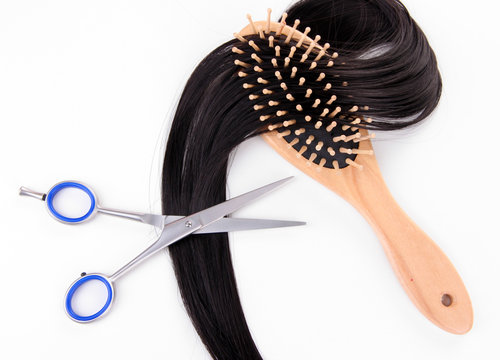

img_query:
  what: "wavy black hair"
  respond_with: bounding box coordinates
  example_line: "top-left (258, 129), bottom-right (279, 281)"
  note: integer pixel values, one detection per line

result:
top-left (161, 0), bottom-right (441, 358)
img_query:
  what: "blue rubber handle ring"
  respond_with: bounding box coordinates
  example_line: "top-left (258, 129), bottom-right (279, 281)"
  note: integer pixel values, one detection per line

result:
top-left (46, 182), bottom-right (96, 223)
top-left (65, 274), bottom-right (113, 322)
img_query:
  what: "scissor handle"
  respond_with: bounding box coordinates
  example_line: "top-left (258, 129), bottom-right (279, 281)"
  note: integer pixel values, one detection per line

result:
top-left (65, 273), bottom-right (114, 323)
top-left (46, 181), bottom-right (97, 223)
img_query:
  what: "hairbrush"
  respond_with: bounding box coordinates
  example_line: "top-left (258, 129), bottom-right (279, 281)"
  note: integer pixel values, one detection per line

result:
top-left (232, 9), bottom-right (473, 334)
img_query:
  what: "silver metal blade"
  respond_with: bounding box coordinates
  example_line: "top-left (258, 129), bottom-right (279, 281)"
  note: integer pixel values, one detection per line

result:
top-left (193, 177), bottom-right (294, 228)
top-left (108, 177), bottom-right (296, 279)
top-left (164, 216), bottom-right (305, 233)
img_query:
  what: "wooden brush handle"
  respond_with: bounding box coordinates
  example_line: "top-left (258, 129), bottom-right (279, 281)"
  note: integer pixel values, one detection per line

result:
top-left (345, 166), bottom-right (473, 334)
top-left (262, 132), bottom-right (473, 334)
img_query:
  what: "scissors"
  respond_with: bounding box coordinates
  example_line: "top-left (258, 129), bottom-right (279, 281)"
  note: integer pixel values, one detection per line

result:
top-left (19, 177), bottom-right (304, 322)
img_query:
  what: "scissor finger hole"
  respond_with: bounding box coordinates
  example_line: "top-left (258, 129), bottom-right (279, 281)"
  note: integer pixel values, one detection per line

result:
top-left (65, 274), bottom-right (113, 322)
top-left (46, 182), bottom-right (96, 223)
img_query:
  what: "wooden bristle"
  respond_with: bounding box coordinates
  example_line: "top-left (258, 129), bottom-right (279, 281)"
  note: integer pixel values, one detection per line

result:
top-left (288, 137), bottom-right (300, 147)
top-left (258, 26), bottom-right (265, 39)
top-left (305, 35), bottom-right (321, 56)
top-left (350, 118), bottom-right (361, 126)
top-left (320, 108), bottom-right (329, 117)
top-left (277, 129), bottom-right (291, 137)
top-left (316, 73), bottom-right (325, 82)
top-left (308, 153), bottom-right (317, 163)
top-left (235, 60), bottom-right (250, 68)
top-left (246, 14), bottom-right (257, 34)
top-left (296, 27), bottom-right (311, 48)
top-left (329, 106), bottom-right (341, 118)
top-left (266, 8), bottom-right (272, 34)
top-left (268, 122), bottom-right (282, 130)
top-left (257, 77), bottom-right (269, 84)
top-left (276, 13), bottom-right (287, 36)
top-left (232, 47), bottom-right (244, 54)
top-left (233, 32), bottom-right (247, 42)
top-left (249, 40), bottom-right (261, 52)
top-left (314, 43), bottom-right (330, 61)
top-left (327, 95), bottom-right (337, 105)
top-left (352, 149), bottom-right (374, 155)
top-left (285, 19), bottom-right (300, 44)
top-left (333, 134), bottom-right (346, 142)
top-left (354, 133), bottom-right (376, 143)
top-left (344, 133), bottom-right (361, 142)
top-left (251, 53), bottom-right (263, 64)
top-left (326, 121), bottom-right (337, 132)
top-left (345, 158), bottom-right (363, 170)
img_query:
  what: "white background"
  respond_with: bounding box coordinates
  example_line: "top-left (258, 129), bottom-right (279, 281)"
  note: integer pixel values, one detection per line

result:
top-left (1, 0), bottom-right (499, 359)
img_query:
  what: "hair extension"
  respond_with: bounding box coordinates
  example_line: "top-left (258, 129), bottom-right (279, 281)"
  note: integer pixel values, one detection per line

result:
top-left (161, 0), bottom-right (441, 358)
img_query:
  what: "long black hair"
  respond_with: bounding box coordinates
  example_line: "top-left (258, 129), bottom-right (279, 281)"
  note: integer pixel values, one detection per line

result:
top-left (161, 0), bottom-right (441, 358)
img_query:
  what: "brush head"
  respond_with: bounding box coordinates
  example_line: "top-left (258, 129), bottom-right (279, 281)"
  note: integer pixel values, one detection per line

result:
top-left (234, 12), bottom-right (374, 170)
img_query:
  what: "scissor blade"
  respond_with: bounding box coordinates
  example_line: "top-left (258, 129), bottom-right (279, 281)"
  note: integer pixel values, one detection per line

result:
top-left (108, 177), bottom-right (295, 278)
top-left (199, 218), bottom-right (305, 233)
top-left (194, 177), bottom-right (294, 229)
top-left (164, 216), bottom-right (305, 233)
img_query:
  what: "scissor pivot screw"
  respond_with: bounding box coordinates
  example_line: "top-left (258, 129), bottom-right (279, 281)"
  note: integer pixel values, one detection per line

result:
top-left (185, 220), bottom-right (193, 228)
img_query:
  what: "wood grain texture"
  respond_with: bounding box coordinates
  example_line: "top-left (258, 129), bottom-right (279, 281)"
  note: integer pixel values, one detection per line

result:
top-left (238, 18), bottom-right (473, 334)
top-left (262, 131), bottom-right (473, 334)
